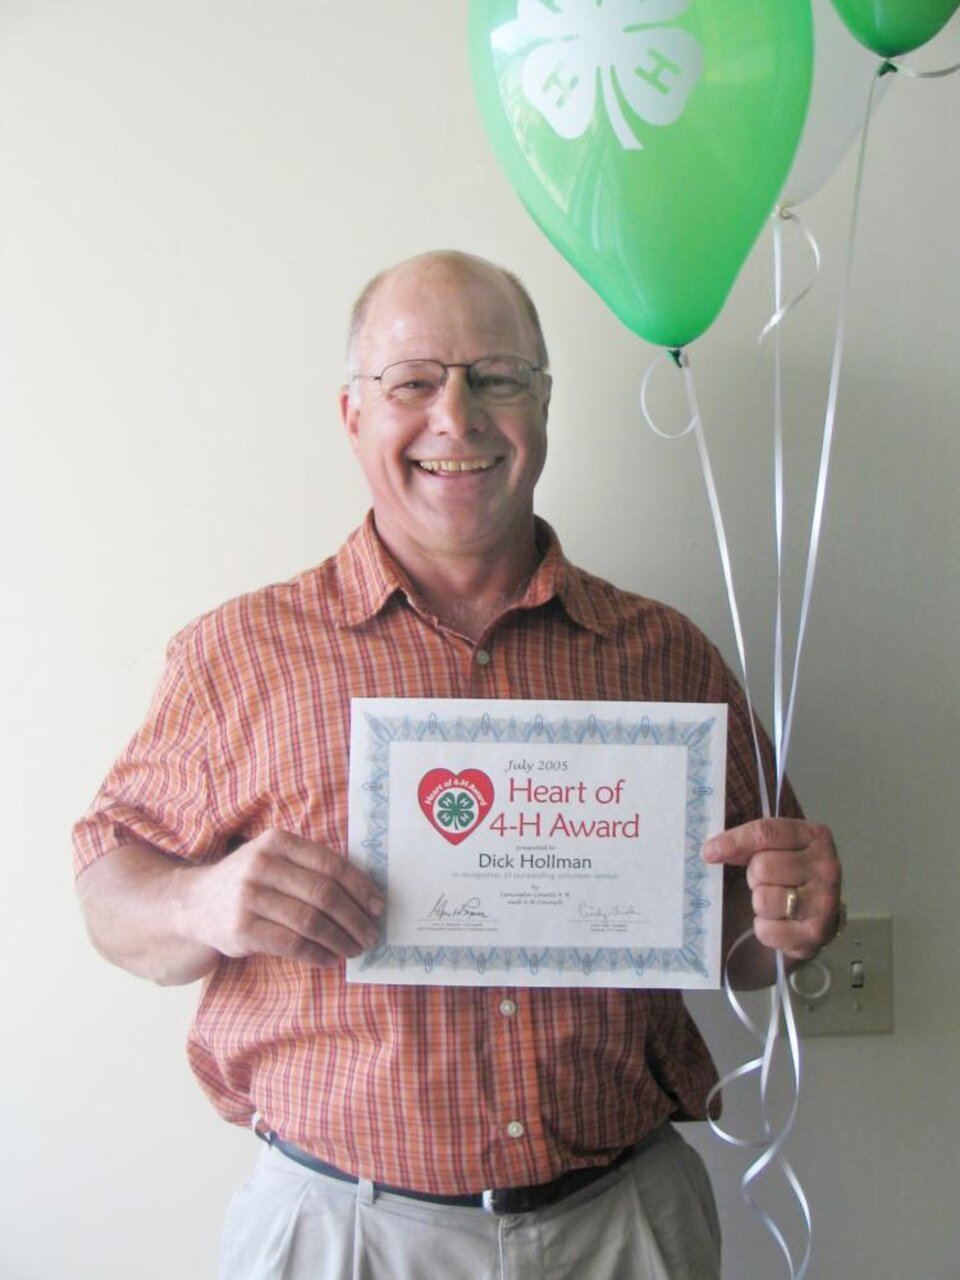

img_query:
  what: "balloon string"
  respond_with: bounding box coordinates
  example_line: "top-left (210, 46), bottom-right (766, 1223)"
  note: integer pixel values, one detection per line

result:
top-left (640, 211), bottom-right (827, 1280)
top-left (778, 64), bottom-right (883, 798)
top-left (771, 216), bottom-right (786, 815)
top-left (705, 81), bottom-right (886, 1271)
top-left (640, 351), bottom-right (771, 817)
top-left (882, 55), bottom-right (960, 80)
top-left (758, 208), bottom-right (822, 815)
top-left (692, 63), bottom-right (893, 1278)
top-left (641, 41), bottom-right (953, 1280)
top-left (639, 348), bottom-right (695, 440)
top-left (670, 354), bottom-right (807, 1278)
top-left (759, 209), bottom-right (821, 344)
top-left (707, 940), bottom-right (811, 1280)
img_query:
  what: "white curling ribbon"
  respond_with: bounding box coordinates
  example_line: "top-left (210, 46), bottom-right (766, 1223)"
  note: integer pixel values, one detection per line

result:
top-left (640, 66), bottom-right (890, 1279)
top-left (764, 41), bottom-right (960, 798)
top-left (708, 935), bottom-right (812, 1279)
top-left (683, 358), bottom-right (773, 822)
top-left (769, 216), bottom-right (788, 813)
top-left (758, 210), bottom-right (822, 345)
top-left (780, 54), bottom-right (959, 802)
top-left (684, 358), bottom-right (808, 1275)
top-left (882, 54), bottom-right (960, 80)
top-left (642, 55), bottom-right (958, 1266)
top-left (759, 210), bottom-right (823, 815)
top-left (642, 352), bottom-right (810, 1275)
top-left (641, 352), bottom-right (772, 814)
top-left (639, 347), bottom-right (696, 439)
top-left (778, 64), bottom-right (884, 806)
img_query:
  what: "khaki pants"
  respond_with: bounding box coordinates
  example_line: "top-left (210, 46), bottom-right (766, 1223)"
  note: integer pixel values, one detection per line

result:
top-left (219, 1124), bottom-right (721, 1280)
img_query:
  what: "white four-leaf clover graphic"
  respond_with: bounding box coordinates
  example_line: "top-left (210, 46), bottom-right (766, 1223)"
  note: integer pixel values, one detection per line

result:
top-left (493, 0), bottom-right (704, 151)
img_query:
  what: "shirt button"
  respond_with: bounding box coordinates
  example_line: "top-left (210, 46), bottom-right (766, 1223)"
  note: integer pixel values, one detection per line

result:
top-left (499, 998), bottom-right (517, 1017)
top-left (506, 1121), bottom-right (525, 1139)
top-left (475, 649), bottom-right (491, 667)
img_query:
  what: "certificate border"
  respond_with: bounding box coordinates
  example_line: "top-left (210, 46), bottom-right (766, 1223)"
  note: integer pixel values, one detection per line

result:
top-left (351, 706), bottom-right (723, 985)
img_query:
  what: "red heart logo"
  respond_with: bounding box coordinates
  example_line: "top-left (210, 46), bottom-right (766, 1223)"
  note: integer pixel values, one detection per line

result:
top-left (417, 768), bottom-right (495, 846)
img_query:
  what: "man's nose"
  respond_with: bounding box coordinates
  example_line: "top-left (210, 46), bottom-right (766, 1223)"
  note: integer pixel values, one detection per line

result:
top-left (428, 370), bottom-right (486, 436)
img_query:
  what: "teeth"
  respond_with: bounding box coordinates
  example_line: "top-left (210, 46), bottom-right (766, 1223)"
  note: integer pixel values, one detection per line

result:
top-left (417, 459), bottom-right (494, 473)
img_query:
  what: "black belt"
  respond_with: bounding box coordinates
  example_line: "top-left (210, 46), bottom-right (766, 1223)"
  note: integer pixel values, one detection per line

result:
top-left (257, 1127), bottom-right (637, 1216)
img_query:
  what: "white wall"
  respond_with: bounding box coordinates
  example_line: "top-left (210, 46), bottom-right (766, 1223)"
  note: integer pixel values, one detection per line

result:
top-left (2, 4), bottom-right (957, 1277)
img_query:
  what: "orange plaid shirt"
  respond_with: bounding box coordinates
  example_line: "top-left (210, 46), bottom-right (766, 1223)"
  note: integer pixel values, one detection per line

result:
top-left (74, 514), bottom-right (793, 1194)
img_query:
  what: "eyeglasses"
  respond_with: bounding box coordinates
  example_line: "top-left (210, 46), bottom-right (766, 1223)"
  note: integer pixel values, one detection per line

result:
top-left (352, 356), bottom-right (547, 408)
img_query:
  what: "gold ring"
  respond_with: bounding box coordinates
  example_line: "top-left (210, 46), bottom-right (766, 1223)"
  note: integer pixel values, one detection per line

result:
top-left (784, 886), bottom-right (800, 921)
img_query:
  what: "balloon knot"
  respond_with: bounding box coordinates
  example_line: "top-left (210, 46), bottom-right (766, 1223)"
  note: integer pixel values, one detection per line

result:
top-left (668, 347), bottom-right (685, 369)
top-left (879, 60), bottom-right (899, 77)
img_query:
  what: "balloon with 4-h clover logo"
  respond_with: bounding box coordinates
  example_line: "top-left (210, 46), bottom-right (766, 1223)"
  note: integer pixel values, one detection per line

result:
top-left (829, 0), bottom-right (959, 57)
top-left (469, 0), bottom-right (814, 349)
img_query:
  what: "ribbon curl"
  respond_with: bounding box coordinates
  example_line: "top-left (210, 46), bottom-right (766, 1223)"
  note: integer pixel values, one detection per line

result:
top-left (641, 354), bottom-right (805, 1274)
top-left (641, 52), bottom-right (958, 1276)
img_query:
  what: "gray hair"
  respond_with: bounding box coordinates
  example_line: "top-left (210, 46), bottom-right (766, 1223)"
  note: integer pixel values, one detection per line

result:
top-left (344, 251), bottom-right (550, 393)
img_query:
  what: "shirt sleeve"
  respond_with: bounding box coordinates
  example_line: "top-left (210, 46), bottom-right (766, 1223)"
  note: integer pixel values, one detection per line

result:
top-left (72, 625), bottom-right (227, 875)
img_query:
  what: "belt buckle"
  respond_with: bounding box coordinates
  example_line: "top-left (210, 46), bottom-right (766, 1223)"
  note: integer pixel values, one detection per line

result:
top-left (482, 1188), bottom-right (518, 1215)
top-left (481, 1186), bottom-right (540, 1215)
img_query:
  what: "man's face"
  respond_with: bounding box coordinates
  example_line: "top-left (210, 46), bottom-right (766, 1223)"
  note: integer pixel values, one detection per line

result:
top-left (340, 259), bottom-right (550, 571)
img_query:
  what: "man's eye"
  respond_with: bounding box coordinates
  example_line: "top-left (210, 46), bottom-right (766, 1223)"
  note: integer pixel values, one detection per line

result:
top-left (391, 377), bottom-right (439, 397)
top-left (475, 374), bottom-right (524, 395)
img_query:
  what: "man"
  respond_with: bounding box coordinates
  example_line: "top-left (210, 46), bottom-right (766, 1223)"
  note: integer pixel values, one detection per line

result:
top-left (74, 251), bottom-right (842, 1280)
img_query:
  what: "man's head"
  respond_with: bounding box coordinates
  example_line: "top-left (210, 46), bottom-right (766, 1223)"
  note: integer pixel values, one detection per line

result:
top-left (344, 251), bottom-right (549, 389)
top-left (340, 251), bottom-right (552, 576)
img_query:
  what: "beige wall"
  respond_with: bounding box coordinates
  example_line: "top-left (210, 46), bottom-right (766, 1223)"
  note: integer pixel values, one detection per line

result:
top-left (2, 4), bottom-right (957, 1277)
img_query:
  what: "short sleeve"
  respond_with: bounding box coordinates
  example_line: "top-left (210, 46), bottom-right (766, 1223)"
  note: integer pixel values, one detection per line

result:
top-left (72, 626), bottom-right (227, 875)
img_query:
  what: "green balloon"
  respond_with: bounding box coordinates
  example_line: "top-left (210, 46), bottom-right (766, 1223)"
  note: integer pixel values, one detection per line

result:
top-left (470, 0), bottom-right (813, 349)
top-left (830, 0), bottom-right (959, 57)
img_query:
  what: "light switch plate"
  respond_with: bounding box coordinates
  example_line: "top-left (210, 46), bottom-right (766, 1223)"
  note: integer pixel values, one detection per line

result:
top-left (789, 913), bottom-right (893, 1036)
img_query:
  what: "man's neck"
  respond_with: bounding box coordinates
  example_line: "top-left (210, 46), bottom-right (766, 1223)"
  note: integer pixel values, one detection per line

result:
top-left (376, 521), bottom-right (542, 641)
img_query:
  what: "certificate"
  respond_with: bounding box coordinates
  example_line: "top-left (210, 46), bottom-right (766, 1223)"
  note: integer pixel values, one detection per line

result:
top-left (346, 699), bottom-right (727, 989)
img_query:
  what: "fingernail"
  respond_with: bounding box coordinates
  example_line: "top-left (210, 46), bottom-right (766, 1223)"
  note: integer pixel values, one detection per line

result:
top-left (369, 896), bottom-right (386, 917)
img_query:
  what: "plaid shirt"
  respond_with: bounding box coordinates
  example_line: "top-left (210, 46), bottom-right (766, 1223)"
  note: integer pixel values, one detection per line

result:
top-left (74, 514), bottom-right (792, 1194)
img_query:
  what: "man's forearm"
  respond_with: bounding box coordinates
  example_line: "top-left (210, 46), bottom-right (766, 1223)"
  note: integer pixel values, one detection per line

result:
top-left (77, 843), bottom-right (221, 986)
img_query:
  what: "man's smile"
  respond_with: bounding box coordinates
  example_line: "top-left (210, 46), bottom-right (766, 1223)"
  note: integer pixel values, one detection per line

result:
top-left (414, 458), bottom-right (498, 474)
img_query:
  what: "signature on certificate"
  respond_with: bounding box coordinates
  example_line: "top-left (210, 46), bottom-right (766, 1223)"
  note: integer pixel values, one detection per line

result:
top-left (577, 902), bottom-right (645, 926)
top-left (427, 894), bottom-right (491, 922)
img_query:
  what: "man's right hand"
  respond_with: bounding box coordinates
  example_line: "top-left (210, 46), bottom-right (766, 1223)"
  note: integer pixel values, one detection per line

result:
top-left (189, 829), bottom-right (386, 968)
top-left (77, 832), bottom-right (386, 986)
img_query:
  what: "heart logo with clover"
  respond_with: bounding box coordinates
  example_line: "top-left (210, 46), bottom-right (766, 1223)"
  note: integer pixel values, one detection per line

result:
top-left (417, 768), bottom-right (495, 846)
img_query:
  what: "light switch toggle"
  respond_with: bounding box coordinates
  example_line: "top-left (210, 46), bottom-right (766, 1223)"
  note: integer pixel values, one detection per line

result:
top-left (789, 913), bottom-right (893, 1037)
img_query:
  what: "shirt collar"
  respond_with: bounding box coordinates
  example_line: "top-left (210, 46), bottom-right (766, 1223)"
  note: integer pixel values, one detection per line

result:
top-left (336, 511), bottom-right (619, 639)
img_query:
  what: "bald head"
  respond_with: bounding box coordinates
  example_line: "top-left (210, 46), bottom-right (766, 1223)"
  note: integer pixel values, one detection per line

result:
top-left (345, 251), bottom-right (549, 383)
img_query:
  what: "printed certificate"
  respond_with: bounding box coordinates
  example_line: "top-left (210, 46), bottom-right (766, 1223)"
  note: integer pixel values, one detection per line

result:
top-left (346, 699), bottom-right (727, 989)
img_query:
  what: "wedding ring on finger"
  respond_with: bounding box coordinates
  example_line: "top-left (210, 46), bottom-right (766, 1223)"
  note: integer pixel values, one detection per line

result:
top-left (784, 885), bottom-right (800, 922)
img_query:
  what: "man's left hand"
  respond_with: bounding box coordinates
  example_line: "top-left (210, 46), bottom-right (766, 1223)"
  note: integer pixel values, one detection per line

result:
top-left (703, 818), bottom-right (843, 962)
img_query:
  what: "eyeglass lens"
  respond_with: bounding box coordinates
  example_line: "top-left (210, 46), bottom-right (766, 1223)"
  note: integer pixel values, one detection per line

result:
top-left (379, 358), bottom-right (537, 405)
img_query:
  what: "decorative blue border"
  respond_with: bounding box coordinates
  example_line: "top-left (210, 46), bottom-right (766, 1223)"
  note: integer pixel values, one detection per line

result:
top-left (356, 710), bottom-right (719, 981)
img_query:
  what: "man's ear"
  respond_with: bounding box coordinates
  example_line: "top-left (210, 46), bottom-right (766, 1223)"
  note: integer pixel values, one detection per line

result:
top-left (339, 384), bottom-right (360, 453)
